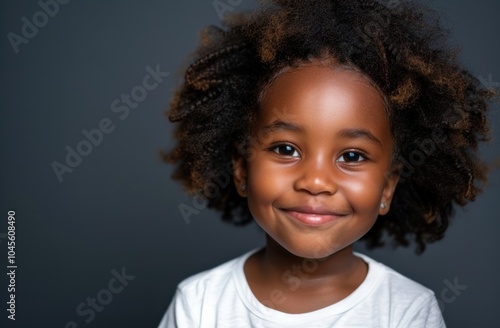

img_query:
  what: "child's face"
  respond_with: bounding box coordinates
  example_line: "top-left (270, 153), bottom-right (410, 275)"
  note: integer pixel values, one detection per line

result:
top-left (233, 64), bottom-right (399, 259)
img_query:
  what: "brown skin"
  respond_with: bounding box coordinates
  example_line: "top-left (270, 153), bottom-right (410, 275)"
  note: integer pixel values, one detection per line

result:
top-left (233, 63), bottom-right (400, 313)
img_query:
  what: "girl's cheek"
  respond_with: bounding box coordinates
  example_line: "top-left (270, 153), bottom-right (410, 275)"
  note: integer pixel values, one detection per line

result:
top-left (247, 160), bottom-right (272, 192)
top-left (340, 175), bottom-right (384, 210)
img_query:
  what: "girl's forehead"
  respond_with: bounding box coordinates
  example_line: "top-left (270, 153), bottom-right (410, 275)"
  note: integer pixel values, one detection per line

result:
top-left (259, 64), bottom-right (388, 115)
top-left (255, 65), bottom-right (393, 143)
top-left (259, 61), bottom-right (389, 111)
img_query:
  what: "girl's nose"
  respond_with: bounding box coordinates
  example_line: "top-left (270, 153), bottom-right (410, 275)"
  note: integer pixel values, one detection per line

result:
top-left (293, 154), bottom-right (337, 195)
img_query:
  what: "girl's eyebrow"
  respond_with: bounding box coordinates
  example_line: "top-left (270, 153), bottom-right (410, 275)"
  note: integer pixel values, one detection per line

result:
top-left (337, 128), bottom-right (382, 146)
top-left (260, 122), bottom-right (382, 146)
top-left (259, 120), bottom-right (304, 134)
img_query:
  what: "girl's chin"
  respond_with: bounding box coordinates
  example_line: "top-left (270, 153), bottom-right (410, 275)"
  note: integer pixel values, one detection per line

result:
top-left (273, 239), bottom-right (348, 260)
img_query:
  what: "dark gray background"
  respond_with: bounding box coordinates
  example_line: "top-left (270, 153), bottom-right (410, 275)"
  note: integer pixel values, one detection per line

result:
top-left (1, 0), bottom-right (498, 327)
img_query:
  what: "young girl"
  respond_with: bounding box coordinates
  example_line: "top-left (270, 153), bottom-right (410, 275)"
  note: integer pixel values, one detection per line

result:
top-left (159, 0), bottom-right (494, 327)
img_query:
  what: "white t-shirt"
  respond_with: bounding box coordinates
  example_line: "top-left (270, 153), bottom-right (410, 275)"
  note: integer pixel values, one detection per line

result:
top-left (158, 248), bottom-right (446, 328)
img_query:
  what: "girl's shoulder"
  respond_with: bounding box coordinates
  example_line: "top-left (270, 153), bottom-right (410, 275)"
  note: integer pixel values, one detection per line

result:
top-left (176, 248), bottom-right (259, 293)
top-left (354, 252), bottom-right (444, 327)
top-left (356, 252), bottom-right (436, 298)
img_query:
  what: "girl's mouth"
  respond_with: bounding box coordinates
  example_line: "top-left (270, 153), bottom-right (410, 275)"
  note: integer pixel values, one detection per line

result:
top-left (280, 206), bottom-right (347, 227)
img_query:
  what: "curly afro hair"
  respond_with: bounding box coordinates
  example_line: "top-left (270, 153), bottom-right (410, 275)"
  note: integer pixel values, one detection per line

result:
top-left (163, 0), bottom-right (495, 253)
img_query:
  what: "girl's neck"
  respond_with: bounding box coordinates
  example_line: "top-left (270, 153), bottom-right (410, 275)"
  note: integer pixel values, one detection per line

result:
top-left (244, 235), bottom-right (368, 313)
top-left (259, 235), bottom-right (362, 281)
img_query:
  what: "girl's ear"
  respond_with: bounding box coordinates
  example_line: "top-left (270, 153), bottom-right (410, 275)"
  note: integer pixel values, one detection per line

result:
top-left (232, 154), bottom-right (248, 197)
top-left (379, 163), bottom-right (401, 215)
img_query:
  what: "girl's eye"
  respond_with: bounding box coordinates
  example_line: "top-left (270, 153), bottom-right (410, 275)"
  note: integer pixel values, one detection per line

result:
top-left (338, 151), bottom-right (366, 163)
top-left (271, 144), bottom-right (300, 157)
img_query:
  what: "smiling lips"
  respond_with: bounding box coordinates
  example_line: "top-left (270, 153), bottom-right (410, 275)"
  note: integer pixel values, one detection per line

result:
top-left (281, 206), bottom-right (347, 226)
